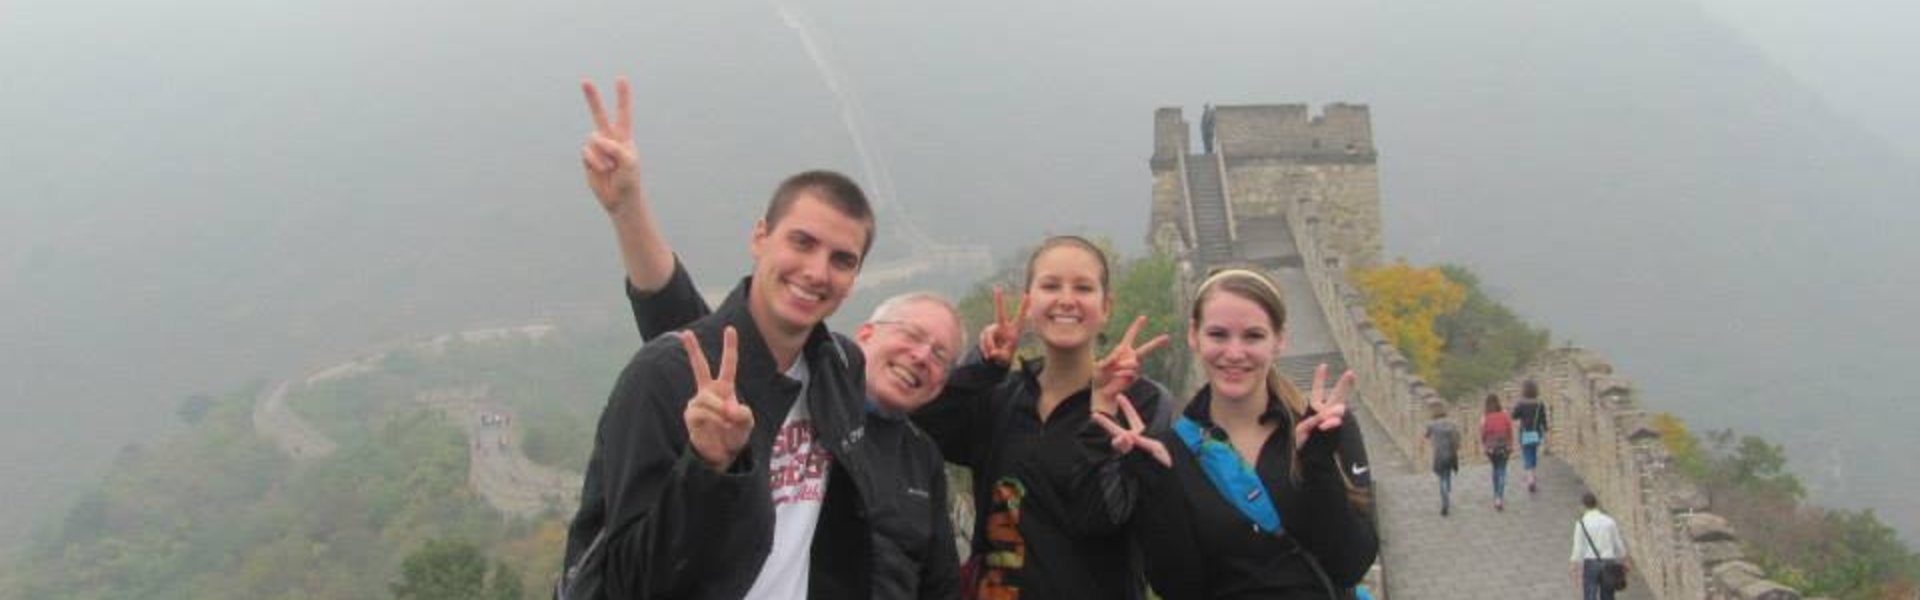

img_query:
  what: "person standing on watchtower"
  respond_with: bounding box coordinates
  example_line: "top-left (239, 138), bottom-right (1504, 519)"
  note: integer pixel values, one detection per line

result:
top-left (1201, 103), bottom-right (1217, 154)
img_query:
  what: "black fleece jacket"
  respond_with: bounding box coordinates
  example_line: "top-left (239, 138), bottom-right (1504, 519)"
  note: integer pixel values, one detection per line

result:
top-left (1130, 386), bottom-right (1379, 600)
top-left (612, 257), bottom-right (960, 600)
top-left (559, 274), bottom-right (874, 599)
top-left (912, 354), bottom-right (1173, 600)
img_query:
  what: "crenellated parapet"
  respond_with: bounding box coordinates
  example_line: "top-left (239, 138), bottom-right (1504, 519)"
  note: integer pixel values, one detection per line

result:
top-left (1213, 103), bottom-right (1376, 163)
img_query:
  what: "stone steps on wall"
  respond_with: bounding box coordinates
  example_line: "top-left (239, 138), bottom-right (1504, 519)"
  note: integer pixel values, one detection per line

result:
top-left (1184, 154), bottom-right (1235, 266)
top-left (1277, 352), bottom-right (1346, 393)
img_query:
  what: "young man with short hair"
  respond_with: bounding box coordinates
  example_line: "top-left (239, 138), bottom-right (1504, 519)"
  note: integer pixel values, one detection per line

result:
top-left (558, 77), bottom-right (893, 599)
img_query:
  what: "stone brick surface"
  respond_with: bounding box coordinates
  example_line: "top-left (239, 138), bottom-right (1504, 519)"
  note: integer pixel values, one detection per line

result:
top-left (1373, 452), bottom-right (1654, 599)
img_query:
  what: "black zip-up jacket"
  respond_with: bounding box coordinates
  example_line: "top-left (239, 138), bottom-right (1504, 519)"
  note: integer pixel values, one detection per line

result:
top-left (559, 275), bottom-right (875, 599)
top-left (1511, 399), bottom-right (1549, 440)
top-left (911, 355), bottom-right (1172, 600)
top-left (614, 257), bottom-right (960, 599)
top-left (1130, 386), bottom-right (1379, 600)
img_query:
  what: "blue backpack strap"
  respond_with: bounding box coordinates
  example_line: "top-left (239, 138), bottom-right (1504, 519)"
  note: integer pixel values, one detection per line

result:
top-left (1172, 416), bottom-right (1283, 534)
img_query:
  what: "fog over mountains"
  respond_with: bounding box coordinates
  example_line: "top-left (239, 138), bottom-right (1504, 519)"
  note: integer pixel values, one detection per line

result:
top-left (4, 0), bottom-right (1916, 552)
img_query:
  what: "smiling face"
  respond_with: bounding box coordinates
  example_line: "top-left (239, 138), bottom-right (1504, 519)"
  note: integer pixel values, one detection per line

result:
top-left (747, 192), bottom-right (869, 339)
top-left (854, 297), bottom-right (962, 413)
top-left (1190, 290), bottom-right (1285, 403)
top-left (1023, 243), bottom-right (1111, 352)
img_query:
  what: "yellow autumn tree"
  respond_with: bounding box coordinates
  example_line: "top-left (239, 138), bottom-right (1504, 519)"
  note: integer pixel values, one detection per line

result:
top-left (1352, 261), bottom-right (1464, 381)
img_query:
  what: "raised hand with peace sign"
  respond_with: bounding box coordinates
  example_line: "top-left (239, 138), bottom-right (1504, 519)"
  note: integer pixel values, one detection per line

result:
top-left (1294, 363), bottom-right (1355, 451)
top-left (1092, 393), bottom-right (1172, 467)
top-left (681, 327), bottom-right (755, 472)
top-left (977, 285), bottom-right (1029, 366)
top-left (1093, 315), bottom-right (1171, 415)
top-left (579, 78), bottom-right (642, 213)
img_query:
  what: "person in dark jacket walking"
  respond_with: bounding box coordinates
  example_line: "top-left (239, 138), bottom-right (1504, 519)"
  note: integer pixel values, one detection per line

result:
top-left (1510, 380), bottom-right (1550, 494)
top-left (557, 77), bottom-right (885, 599)
top-left (912, 236), bottom-right (1175, 600)
top-left (1424, 402), bottom-right (1461, 516)
top-left (577, 97), bottom-right (965, 596)
top-left (1100, 267), bottom-right (1378, 599)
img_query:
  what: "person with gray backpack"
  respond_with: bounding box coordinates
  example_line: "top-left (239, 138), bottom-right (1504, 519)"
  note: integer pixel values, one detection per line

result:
top-left (1424, 402), bottom-right (1461, 516)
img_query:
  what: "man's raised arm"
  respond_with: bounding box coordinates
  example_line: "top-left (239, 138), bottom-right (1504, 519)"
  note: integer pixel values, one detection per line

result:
top-left (580, 77), bottom-right (676, 293)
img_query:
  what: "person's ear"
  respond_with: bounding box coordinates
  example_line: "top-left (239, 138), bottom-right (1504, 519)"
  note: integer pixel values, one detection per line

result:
top-left (749, 219), bottom-right (769, 259)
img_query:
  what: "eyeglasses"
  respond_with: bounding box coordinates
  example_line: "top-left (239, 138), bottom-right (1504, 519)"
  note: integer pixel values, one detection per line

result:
top-left (870, 320), bottom-right (955, 367)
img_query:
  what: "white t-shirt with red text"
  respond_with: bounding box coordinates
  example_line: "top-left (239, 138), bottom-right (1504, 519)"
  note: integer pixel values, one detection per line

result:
top-left (744, 360), bottom-right (831, 599)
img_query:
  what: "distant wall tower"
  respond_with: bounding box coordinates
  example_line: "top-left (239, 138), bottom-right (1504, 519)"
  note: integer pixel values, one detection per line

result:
top-left (1149, 103), bottom-right (1383, 269)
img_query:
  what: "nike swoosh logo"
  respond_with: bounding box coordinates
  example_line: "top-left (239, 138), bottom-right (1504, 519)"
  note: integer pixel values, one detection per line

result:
top-left (1351, 464), bottom-right (1370, 476)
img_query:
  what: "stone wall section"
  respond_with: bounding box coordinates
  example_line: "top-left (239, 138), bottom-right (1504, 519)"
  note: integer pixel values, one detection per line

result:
top-left (1213, 104), bottom-right (1382, 269)
top-left (1224, 160), bottom-right (1381, 268)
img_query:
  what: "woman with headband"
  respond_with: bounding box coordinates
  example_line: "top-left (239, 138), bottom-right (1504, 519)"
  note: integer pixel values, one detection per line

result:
top-left (1098, 267), bottom-right (1379, 599)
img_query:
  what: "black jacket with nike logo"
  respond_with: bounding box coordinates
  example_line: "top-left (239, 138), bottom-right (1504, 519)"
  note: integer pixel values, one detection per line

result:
top-left (1129, 386), bottom-right (1379, 600)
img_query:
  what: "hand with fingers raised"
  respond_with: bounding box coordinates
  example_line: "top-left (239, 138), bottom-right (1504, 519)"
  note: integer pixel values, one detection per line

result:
top-left (1093, 315), bottom-right (1170, 415)
top-left (1294, 364), bottom-right (1355, 451)
top-left (579, 77), bottom-right (642, 214)
top-left (681, 327), bottom-right (755, 472)
top-left (977, 286), bottom-right (1029, 366)
top-left (1093, 393), bottom-right (1173, 468)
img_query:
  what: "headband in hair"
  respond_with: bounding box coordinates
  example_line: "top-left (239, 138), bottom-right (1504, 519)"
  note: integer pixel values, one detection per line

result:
top-left (1197, 268), bottom-right (1285, 302)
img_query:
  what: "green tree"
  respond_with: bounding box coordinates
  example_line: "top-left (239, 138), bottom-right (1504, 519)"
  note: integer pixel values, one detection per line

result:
top-left (487, 562), bottom-right (525, 600)
top-left (1104, 250), bottom-right (1185, 389)
top-left (177, 393), bottom-right (216, 424)
top-left (1431, 264), bottom-right (1549, 399)
top-left (392, 538), bottom-right (488, 600)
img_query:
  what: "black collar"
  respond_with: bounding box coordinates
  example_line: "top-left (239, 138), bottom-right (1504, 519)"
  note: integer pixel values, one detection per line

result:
top-left (1184, 384), bottom-right (1292, 430)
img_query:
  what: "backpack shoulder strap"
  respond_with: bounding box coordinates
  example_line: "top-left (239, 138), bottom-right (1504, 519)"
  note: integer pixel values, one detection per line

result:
top-left (1172, 416), bottom-right (1283, 534)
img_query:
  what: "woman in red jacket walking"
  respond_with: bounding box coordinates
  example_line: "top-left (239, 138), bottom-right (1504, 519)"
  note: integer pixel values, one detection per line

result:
top-left (1480, 394), bottom-right (1515, 511)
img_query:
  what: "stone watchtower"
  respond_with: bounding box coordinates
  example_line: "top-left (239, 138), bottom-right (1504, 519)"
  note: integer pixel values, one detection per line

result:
top-left (1150, 104), bottom-right (1383, 269)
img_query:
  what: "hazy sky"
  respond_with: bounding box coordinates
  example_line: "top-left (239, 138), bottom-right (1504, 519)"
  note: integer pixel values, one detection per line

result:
top-left (3, 0), bottom-right (1915, 553)
top-left (1699, 0), bottom-right (1920, 160)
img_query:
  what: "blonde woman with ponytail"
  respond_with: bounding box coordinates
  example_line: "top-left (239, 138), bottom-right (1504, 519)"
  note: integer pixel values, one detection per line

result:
top-left (1100, 267), bottom-right (1379, 599)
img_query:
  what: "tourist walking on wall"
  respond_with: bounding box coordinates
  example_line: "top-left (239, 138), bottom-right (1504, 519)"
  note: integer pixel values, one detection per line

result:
top-left (1105, 267), bottom-right (1379, 599)
top-left (1424, 402), bottom-right (1461, 516)
top-left (1480, 394), bottom-right (1514, 511)
top-left (1511, 380), bottom-right (1550, 494)
top-left (1570, 492), bottom-right (1632, 600)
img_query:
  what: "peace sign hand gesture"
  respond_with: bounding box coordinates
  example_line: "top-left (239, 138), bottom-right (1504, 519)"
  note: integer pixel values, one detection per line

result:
top-left (682, 327), bottom-right (755, 472)
top-left (977, 286), bottom-right (1029, 366)
top-left (1093, 393), bottom-right (1172, 468)
top-left (579, 78), bottom-right (642, 215)
top-left (1294, 363), bottom-right (1355, 451)
top-left (1094, 315), bottom-right (1170, 415)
